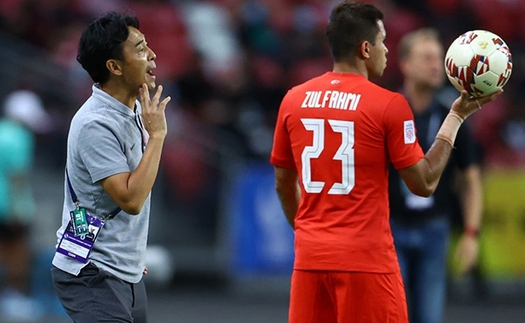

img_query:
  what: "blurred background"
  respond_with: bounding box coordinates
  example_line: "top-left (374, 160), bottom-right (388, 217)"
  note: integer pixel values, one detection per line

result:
top-left (1, 0), bottom-right (525, 322)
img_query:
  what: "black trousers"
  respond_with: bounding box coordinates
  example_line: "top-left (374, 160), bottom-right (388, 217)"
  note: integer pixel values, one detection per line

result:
top-left (51, 263), bottom-right (148, 323)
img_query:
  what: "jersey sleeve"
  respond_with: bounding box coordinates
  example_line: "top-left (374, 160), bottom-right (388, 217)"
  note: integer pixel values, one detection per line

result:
top-left (270, 93), bottom-right (296, 169)
top-left (78, 120), bottom-right (131, 183)
top-left (385, 94), bottom-right (425, 170)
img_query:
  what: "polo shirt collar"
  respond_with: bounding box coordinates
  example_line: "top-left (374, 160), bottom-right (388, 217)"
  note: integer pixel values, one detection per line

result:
top-left (91, 84), bottom-right (137, 117)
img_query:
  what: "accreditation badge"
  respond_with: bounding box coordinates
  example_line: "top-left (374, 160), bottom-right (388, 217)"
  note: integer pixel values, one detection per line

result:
top-left (56, 211), bottom-right (105, 263)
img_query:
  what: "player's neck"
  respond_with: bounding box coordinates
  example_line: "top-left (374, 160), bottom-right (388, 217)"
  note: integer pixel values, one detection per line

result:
top-left (332, 62), bottom-right (368, 78)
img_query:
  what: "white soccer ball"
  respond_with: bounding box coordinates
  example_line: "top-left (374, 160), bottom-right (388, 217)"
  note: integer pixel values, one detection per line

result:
top-left (444, 30), bottom-right (512, 98)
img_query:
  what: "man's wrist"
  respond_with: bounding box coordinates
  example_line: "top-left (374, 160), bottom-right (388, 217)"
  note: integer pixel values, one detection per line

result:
top-left (464, 225), bottom-right (480, 238)
top-left (435, 112), bottom-right (464, 147)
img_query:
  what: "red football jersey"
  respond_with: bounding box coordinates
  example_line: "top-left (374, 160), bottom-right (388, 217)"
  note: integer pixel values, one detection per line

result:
top-left (271, 72), bottom-right (425, 273)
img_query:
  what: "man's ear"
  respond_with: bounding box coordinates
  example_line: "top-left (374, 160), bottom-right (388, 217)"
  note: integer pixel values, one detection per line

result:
top-left (106, 59), bottom-right (123, 76)
top-left (360, 41), bottom-right (371, 59)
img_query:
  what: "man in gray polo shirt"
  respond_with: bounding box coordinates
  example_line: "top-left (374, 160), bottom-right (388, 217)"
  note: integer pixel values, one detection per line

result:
top-left (51, 12), bottom-right (171, 323)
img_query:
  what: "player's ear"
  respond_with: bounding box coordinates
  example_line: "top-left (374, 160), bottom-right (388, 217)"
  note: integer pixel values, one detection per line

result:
top-left (360, 41), bottom-right (371, 59)
top-left (106, 59), bottom-right (123, 76)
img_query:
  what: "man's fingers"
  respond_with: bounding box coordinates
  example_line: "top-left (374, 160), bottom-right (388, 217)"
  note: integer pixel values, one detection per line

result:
top-left (151, 85), bottom-right (163, 106)
top-left (139, 83), bottom-right (150, 107)
top-left (159, 96), bottom-right (171, 110)
top-left (142, 83), bottom-right (150, 100)
top-left (140, 84), bottom-right (170, 114)
top-left (139, 84), bottom-right (144, 103)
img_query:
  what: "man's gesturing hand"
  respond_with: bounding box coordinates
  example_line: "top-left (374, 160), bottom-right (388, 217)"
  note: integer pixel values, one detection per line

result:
top-left (139, 83), bottom-right (171, 139)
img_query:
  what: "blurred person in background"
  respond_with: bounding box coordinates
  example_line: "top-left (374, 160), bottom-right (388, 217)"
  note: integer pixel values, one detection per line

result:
top-left (270, 1), bottom-right (500, 322)
top-left (389, 28), bottom-right (483, 323)
top-left (50, 11), bottom-right (170, 323)
top-left (0, 88), bottom-right (50, 321)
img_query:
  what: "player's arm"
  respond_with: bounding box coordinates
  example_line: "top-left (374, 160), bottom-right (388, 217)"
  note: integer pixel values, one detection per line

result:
top-left (454, 164), bottom-right (482, 273)
top-left (459, 164), bottom-right (483, 237)
top-left (274, 166), bottom-right (301, 230)
top-left (399, 89), bottom-right (501, 197)
top-left (101, 84), bottom-right (170, 215)
top-left (398, 140), bottom-right (452, 197)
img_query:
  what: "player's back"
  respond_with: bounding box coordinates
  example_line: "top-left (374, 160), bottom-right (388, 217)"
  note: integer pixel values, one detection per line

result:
top-left (271, 71), bottom-right (424, 273)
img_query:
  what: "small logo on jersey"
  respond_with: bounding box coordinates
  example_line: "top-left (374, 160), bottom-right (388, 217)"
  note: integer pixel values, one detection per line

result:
top-left (331, 79), bottom-right (340, 85)
top-left (404, 120), bottom-right (416, 144)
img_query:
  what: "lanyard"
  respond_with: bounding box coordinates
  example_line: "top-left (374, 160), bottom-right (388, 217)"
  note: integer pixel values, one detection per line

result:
top-left (135, 112), bottom-right (147, 153)
top-left (65, 168), bottom-right (121, 220)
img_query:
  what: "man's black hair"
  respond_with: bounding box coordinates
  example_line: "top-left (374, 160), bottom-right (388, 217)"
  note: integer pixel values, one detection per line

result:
top-left (326, 1), bottom-right (384, 64)
top-left (77, 12), bottom-right (139, 84)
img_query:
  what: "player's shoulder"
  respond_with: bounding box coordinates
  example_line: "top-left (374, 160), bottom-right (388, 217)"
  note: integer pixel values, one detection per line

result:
top-left (286, 72), bottom-right (395, 92)
top-left (286, 73), bottom-right (330, 95)
top-left (361, 82), bottom-right (408, 110)
top-left (365, 81), bottom-right (403, 101)
top-left (282, 72), bottom-right (405, 108)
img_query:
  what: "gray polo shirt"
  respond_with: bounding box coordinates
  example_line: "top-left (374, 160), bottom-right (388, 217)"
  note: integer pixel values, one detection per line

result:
top-left (52, 84), bottom-right (150, 284)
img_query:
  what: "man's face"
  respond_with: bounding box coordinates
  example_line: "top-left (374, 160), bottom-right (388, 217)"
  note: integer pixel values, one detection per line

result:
top-left (401, 39), bottom-right (445, 90)
top-left (366, 20), bottom-right (389, 79)
top-left (118, 26), bottom-right (157, 92)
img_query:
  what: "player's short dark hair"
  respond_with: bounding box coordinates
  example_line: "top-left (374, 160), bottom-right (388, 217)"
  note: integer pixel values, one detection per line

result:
top-left (326, 1), bottom-right (384, 64)
top-left (77, 12), bottom-right (139, 85)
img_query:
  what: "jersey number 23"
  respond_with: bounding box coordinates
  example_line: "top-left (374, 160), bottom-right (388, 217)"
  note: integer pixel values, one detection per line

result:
top-left (301, 118), bottom-right (355, 195)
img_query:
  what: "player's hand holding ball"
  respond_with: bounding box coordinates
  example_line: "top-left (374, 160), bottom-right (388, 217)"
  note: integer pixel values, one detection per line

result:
top-left (451, 89), bottom-right (502, 121)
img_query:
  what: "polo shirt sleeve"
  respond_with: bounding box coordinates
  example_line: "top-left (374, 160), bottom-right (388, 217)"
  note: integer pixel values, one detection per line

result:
top-left (78, 120), bottom-right (131, 183)
top-left (385, 94), bottom-right (425, 170)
